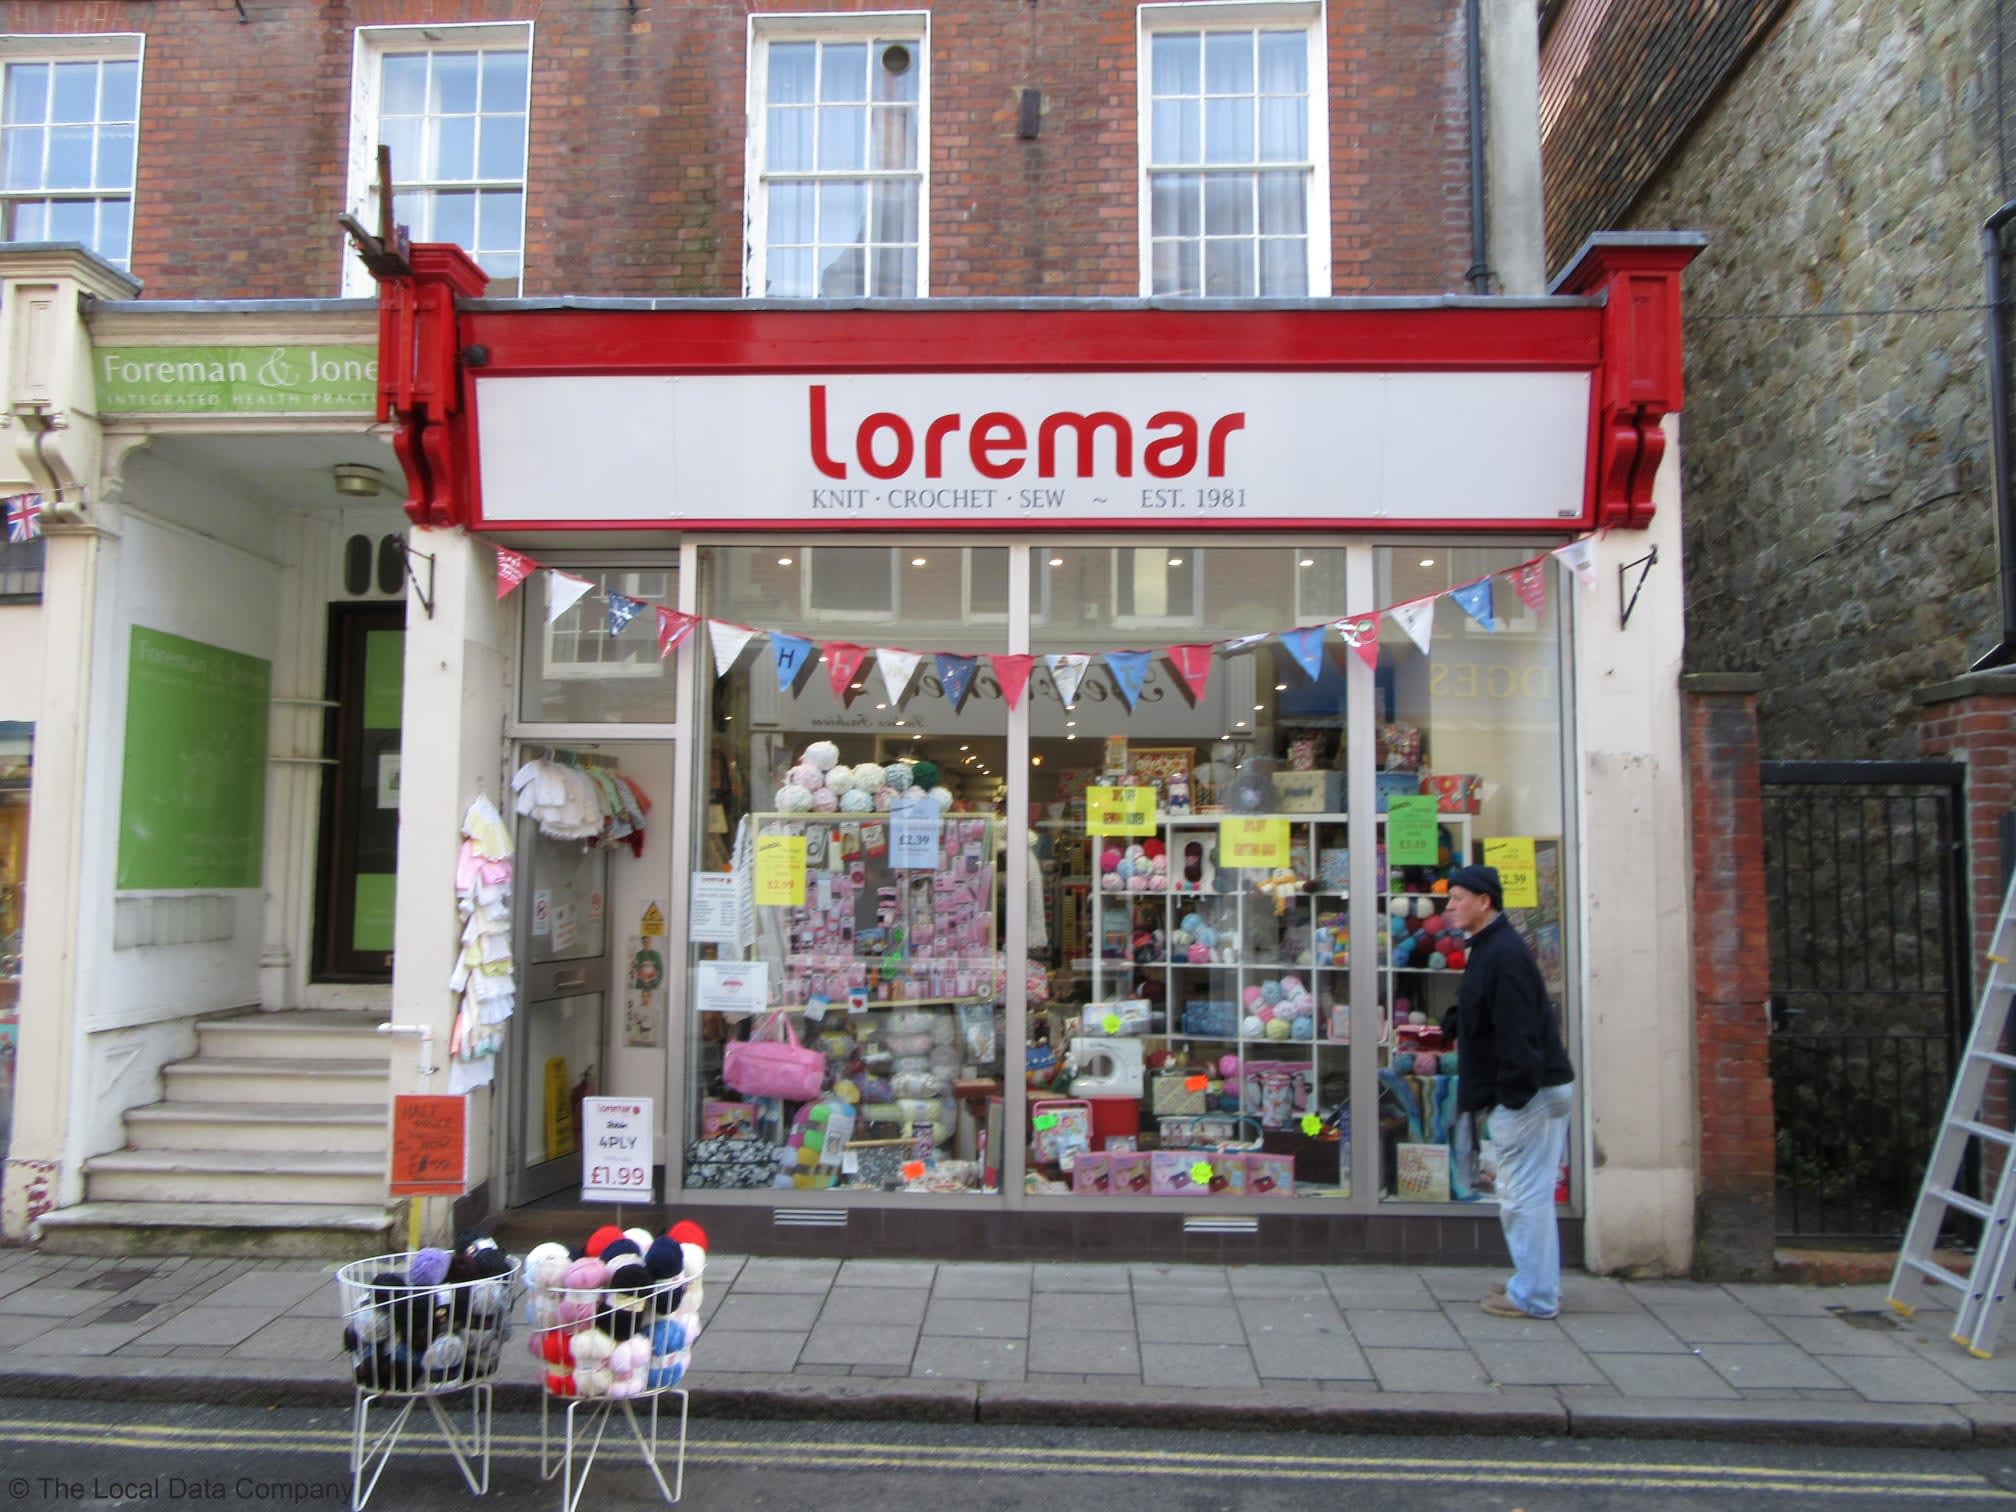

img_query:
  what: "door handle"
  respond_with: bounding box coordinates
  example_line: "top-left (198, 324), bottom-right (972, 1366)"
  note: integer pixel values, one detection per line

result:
top-left (555, 973), bottom-right (589, 990)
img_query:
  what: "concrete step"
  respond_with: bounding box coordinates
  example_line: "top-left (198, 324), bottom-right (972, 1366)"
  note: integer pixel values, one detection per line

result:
top-left (160, 1056), bottom-right (389, 1106)
top-left (35, 1200), bottom-right (396, 1259)
top-left (196, 1009), bottom-right (391, 1064)
top-left (124, 1100), bottom-right (388, 1154)
top-left (83, 1148), bottom-right (386, 1206)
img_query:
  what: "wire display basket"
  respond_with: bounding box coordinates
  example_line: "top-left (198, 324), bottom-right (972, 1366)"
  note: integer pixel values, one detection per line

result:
top-left (336, 1246), bottom-right (522, 1511)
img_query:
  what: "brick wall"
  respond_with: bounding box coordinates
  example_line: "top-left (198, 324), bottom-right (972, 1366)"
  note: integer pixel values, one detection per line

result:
top-left (1, 0), bottom-right (1475, 300)
top-left (1685, 674), bottom-right (1775, 1278)
top-left (1921, 677), bottom-right (2016, 978)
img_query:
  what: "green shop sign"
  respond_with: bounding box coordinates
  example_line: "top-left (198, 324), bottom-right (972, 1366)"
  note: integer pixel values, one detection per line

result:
top-left (95, 345), bottom-right (379, 414)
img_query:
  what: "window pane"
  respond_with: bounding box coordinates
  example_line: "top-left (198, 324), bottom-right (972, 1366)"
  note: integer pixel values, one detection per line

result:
top-left (1204, 238), bottom-right (1253, 297)
top-left (818, 104), bottom-right (864, 170)
top-left (1150, 173), bottom-right (1200, 237)
top-left (820, 42), bottom-right (867, 102)
top-left (769, 181), bottom-right (814, 243)
top-left (379, 117), bottom-right (421, 182)
top-left (430, 114), bottom-right (476, 180)
top-left (49, 62), bottom-right (96, 124)
top-left (1151, 99), bottom-right (1199, 164)
top-left (1258, 31), bottom-right (1306, 94)
top-left (478, 115), bottom-right (525, 179)
top-left (1205, 97), bottom-right (1254, 164)
top-left (1204, 174), bottom-right (1253, 235)
top-left (45, 126), bottom-right (91, 189)
top-left (1259, 237), bottom-right (1307, 296)
top-left (818, 242), bottom-right (864, 297)
top-left (1151, 238), bottom-right (1199, 295)
top-left (101, 59), bottom-right (138, 121)
top-left (5, 64), bottom-right (48, 126)
top-left (767, 246), bottom-right (814, 297)
top-left (47, 197), bottom-right (92, 243)
top-left (870, 244), bottom-right (916, 297)
top-left (873, 41), bottom-right (919, 102)
top-left (95, 123), bottom-right (134, 190)
top-left (768, 105), bottom-right (813, 171)
top-left (431, 53), bottom-right (479, 115)
top-left (870, 102), bottom-right (916, 170)
top-left (870, 179), bottom-right (917, 243)
top-left (476, 189), bottom-right (520, 254)
top-left (1258, 98), bottom-right (1304, 161)
top-left (382, 54), bottom-right (427, 114)
top-left (769, 42), bottom-right (816, 105)
top-left (481, 50), bottom-right (529, 113)
top-left (99, 197), bottom-right (131, 262)
top-left (392, 189), bottom-right (424, 235)
top-left (7, 200), bottom-right (44, 240)
top-left (431, 188), bottom-right (475, 245)
top-left (1151, 32), bottom-right (1200, 96)
top-left (817, 179), bottom-right (865, 244)
top-left (1204, 31), bottom-right (1253, 95)
top-left (1257, 170), bottom-right (1305, 233)
top-left (2, 127), bottom-right (44, 190)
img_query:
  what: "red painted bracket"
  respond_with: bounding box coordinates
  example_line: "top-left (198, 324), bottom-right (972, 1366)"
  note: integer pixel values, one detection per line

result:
top-left (373, 243), bottom-right (488, 528)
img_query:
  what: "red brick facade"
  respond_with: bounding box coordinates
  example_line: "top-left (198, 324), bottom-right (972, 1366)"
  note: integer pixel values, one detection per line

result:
top-left (1685, 674), bottom-right (1775, 1277)
top-left (1, 0), bottom-right (1475, 300)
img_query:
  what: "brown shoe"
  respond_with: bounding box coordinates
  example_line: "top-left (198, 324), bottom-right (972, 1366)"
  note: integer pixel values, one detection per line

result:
top-left (1480, 1292), bottom-right (1553, 1319)
top-left (1489, 1280), bottom-right (1508, 1296)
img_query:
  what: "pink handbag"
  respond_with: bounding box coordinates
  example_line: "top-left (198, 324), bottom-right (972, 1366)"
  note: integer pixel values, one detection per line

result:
top-left (722, 1011), bottom-right (826, 1102)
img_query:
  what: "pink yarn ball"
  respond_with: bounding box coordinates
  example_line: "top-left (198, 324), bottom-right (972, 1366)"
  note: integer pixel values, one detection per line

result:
top-left (1101, 848), bottom-right (1122, 873)
top-left (1218, 1054), bottom-right (1240, 1078)
top-left (1188, 943), bottom-right (1211, 964)
top-left (1127, 875), bottom-right (1151, 892)
top-left (1256, 1004), bottom-right (1276, 1023)
top-left (1415, 1053), bottom-right (1439, 1075)
top-left (1242, 985), bottom-right (1263, 1008)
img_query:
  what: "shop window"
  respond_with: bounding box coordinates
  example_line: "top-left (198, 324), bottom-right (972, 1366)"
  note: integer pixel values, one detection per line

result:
top-left (344, 23), bottom-right (530, 296)
top-left (1139, 3), bottom-right (1328, 297)
top-left (803, 546), bottom-right (898, 620)
top-left (0, 533), bottom-right (43, 601)
top-left (745, 15), bottom-right (928, 298)
top-left (0, 721), bottom-right (26, 1164)
top-left (518, 564), bottom-right (679, 725)
top-left (0, 35), bottom-right (142, 267)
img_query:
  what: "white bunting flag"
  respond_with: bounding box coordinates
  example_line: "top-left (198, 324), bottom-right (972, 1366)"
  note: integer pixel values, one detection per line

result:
top-left (1389, 596), bottom-right (1436, 657)
top-left (1553, 536), bottom-right (1599, 591)
top-left (707, 619), bottom-right (756, 679)
top-left (876, 647), bottom-right (922, 705)
top-left (1046, 652), bottom-right (1091, 708)
top-left (545, 570), bottom-right (595, 624)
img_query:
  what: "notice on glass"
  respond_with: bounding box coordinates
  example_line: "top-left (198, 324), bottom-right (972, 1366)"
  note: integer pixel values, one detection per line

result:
top-left (889, 795), bottom-right (941, 870)
top-left (754, 833), bottom-right (806, 906)
top-left (581, 1096), bottom-right (654, 1204)
top-left (1086, 785), bottom-right (1157, 836)
top-left (1483, 836), bottom-right (1540, 909)
top-left (1385, 795), bottom-right (1440, 866)
top-left (1218, 816), bottom-right (1289, 869)
top-left (694, 958), bottom-right (768, 1018)
top-left (689, 872), bottom-right (739, 943)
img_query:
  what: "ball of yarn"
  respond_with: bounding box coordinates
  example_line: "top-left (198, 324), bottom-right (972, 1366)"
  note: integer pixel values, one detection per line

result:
top-left (883, 763), bottom-right (915, 792)
top-left (927, 786), bottom-right (954, 810)
top-left (909, 759), bottom-right (940, 790)
top-left (839, 788), bottom-right (873, 812)
top-left (1218, 1053), bottom-right (1240, 1078)
top-left (1414, 1052), bottom-right (1439, 1074)
top-left (1101, 874), bottom-right (1123, 891)
top-left (1292, 1015), bottom-right (1313, 1040)
top-left (804, 740), bottom-right (840, 771)
top-left (408, 1247), bottom-right (451, 1287)
top-left (1241, 1015), bottom-right (1264, 1038)
top-left (825, 764), bottom-right (856, 793)
top-left (1260, 981), bottom-right (1284, 1006)
top-left (852, 763), bottom-right (887, 793)
top-left (788, 762), bottom-right (823, 791)
top-left (1188, 943), bottom-right (1211, 964)
top-left (1265, 1017), bottom-right (1292, 1040)
top-left (775, 783), bottom-right (813, 813)
top-left (1127, 874), bottom-right (1150, 892)
top-left (1102, 848), bottom-right (1123, 873)
top-left (810, 787), bottom-right (839, 812)
top-left (1242, 985), bottom-right (1263, 1009)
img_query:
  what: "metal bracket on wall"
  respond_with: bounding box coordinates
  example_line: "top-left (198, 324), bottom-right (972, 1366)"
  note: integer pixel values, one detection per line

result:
top-left (404, 546), bottom-right (436, 620)
top-left (1618, 545), bottom-right (1658, 629)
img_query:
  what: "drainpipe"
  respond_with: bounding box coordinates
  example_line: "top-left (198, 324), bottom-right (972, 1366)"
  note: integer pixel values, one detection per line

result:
top-left (1465, 0), bottom-right (1491, 293)
top-left (1974, 199), bottom-right (2016, 672)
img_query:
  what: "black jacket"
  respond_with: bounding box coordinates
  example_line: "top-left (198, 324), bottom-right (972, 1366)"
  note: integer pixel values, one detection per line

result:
top-left (1446, 912), bottom-right (1574, 1112)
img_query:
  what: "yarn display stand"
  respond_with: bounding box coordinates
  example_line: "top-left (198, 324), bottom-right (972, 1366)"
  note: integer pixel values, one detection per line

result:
top-left (540, 1386), bottom-right (689, 1511)
top-left (336, 1248), bottom-right (521, 1511)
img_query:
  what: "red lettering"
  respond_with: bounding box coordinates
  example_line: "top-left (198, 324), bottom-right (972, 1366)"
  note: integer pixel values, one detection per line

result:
top-left (969, 412), bottom-right (1027, 479)
top-left (1207, 412), bottom-right (1245, 477)
top-left (857, 412), bottom-right (915, 479)
top-left (1038, 411), bottom-right (1132, 478)
top-left (924, 412), bottom-right (962, 477)
top-left (809, 384), bottom-right (847, 480)
top-left (1143, 411), bottom-right (1199, 478)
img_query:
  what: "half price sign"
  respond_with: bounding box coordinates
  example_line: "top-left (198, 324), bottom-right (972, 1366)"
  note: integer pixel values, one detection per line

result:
top-left (581, 1096), bottom-right (655, 1204)
top-left (389, 1094), bottom-right (467, 1198)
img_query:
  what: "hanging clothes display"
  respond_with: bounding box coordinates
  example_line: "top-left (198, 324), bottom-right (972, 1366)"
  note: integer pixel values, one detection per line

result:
top-left (448, 793), bottom-right (515, 1095)
top-left (510, 757), bottom-right (651, 854)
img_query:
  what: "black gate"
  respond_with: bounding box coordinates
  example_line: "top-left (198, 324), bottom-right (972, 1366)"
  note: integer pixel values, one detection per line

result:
top-left (1762, 761), bottom-right (1968, 1243)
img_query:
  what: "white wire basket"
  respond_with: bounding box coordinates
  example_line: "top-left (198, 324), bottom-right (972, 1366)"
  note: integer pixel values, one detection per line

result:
top-left (335, 1247), bottom-right (522, 1511)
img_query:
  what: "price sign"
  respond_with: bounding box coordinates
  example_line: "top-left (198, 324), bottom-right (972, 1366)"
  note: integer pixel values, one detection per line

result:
top-left (389, 1094), bottom-right (467, 1197)
top-left (1386, 795), bottom-right (1440, 865)
top-left (1086, 785), bottom-right (1157, 837)
top-left (755, 834), bottom-right (806, 906)
top-left (1482, 836), bottom-right (1540, 909)
top-left (888, 795), bottom-right (942, 870)
top-left (1218, 816), bottom-right (1289, 869)
top-left (581, 1096), bottom-right (655, 1204)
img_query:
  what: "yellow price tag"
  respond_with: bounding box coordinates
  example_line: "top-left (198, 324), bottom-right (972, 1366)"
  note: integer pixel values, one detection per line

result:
top-left (1189, 1160), bottom-right (1214, 1185)
top-left (1300, 1113), bottom-right (1323, 1136)
top-left (1086, 785), bottom-right (1157, 837)
top-left (754, 834), bottom-right (807, 906)
top-left (1102, 1014), bottom-right (1122, 1034)
top-left (1219, 816), bottom-right (1289, 869)
top-left (1482, 836), bottom-right (1540, 909)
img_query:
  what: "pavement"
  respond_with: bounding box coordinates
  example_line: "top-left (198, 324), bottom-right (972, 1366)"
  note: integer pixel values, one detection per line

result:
top-left (4, 1245), bottom-right (2016, 1447)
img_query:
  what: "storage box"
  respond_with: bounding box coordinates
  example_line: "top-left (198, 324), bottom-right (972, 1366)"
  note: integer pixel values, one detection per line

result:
top-left (1375, 772), bottom-right (1421, 811)
top-left (1071, 1152), bottom-right (1112, 1194)
top-left (1271, 770), bottom-right (1344, 813)
top-left (1420, 772), bottom-right (1483, 814)
top-left (1395, 1141), bottom-right (1451, 1201)
top-left (1205, 1152), bottom-right (1248, 1197)
top-left (1246, 1152), bottom-right (1295, 1197)
top-left (1149, 1149), bottom-right (1209, 1197)
top-left (1182, 999), bottom-right (1238, 1037)
top-left (1108, 1150), bottom-right (1154, 1195)
top-left (1150, 1074), bottom-right (1207, 1116)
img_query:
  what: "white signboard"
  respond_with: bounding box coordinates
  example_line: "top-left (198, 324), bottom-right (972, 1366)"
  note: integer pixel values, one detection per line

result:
top-left (695, 958), bottom-right (768, 1017)
top-left (689, 871), bottom-right (740, 944)
top-left (888, 797), bottom-right (941, 870)
top-left (474, 371), bottom-right (1592, 529)
top-left (581, 1096), bottom-right (653, 1204)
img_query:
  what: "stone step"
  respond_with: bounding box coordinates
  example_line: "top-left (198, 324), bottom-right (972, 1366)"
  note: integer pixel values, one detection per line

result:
top-left (35, 1200), bottom-right (396, 1259)
top-left (159, 1056), bottom-right (389, 1106)
top-left (123, 1100), bottom-right (388, 1154)
top-left (196, 1009), bottom-right (392, 1064)
top-left (83, 1148), bottom-right (386, 1207)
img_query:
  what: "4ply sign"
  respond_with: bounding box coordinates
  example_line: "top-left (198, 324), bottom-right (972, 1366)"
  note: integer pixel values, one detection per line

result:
top-left (581, 1096), bottom-right (654, 1203)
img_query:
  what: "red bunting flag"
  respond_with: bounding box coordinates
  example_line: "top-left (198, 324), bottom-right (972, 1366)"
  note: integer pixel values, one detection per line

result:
top-left (1506, 559), bottom-right (1548, 614)
top-left (496, 548), bottom-right (538, 599)
top-left (990, 653), bottom-right (1035, 710)
top-left (825, 642), bottom-right (870, 700)
top-left (1166, 644), bottom-right (1213, 703)
top-left (1334, 613), bottom-right (1381, 670)
top-left (655, 606), bottom-right (695, 660)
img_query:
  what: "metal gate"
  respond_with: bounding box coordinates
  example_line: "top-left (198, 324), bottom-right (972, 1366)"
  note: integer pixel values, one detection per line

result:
top-left (1762, 761), bottom-right (1968, 1243)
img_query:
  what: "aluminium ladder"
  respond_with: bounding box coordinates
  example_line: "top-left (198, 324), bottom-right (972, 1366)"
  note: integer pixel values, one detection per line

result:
top-left (1889, 872), bottom-right (2016, 1356)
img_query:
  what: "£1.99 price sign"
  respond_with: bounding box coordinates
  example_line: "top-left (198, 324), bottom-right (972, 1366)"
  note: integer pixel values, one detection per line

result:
top-left (581, 1096), bottom-right (654, 1204)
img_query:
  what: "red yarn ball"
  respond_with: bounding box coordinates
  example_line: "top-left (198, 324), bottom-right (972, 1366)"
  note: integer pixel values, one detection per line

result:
top-left (585, 1225), bottom-right (626, 1258)
top-left (1445, 947), bottom-right (1466, 969)
top-left (1141, 839), bottom-right (1166, 861)
top-left (546, 1370), bottom-right (577, 1397)
top-left (667, 1219), bottom-right (709, 1251)
top-left (537, 1330), bottom-right (570, 1366)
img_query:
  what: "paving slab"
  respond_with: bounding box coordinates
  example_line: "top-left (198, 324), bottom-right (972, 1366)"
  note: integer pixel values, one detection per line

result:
top-left (797, 1321), bottom-right (919, 1370)
top-left (1137, 1303), bottom-right (1242, 1345)
top-left (1028, 1330), bottom-right (1141, 1375)
top-left (1472, 1339), bottom-right (1608, 1387)
top-left (732, 1258), bottom-right (840, 1292)
top-left (1363, 1345), bottom-right (1498, 1394)
top-left (1809, 1352), bottom-right (1982, 1404)
top-left (13, 1322), bottom-right (158, 1357)
top-left (819, 1286), bottom-right (930, 1327)
top-left (1768, 1313), bottom-right (1919, 1357)
top-left (229, 1317), bottom-right (343, 1361)
top-left (1344, 1308), bottom-right (1466, 1350)
top-left (1638, 1304), bottom-right (1789, 1345)
top-left (202, 1270), bottom-right (327, 1309)
top-left (1032, 1263), bottom-right (1131, 1293)
top-left (1142, 1340), bottom-right (1256, 1389)
top-left (1026, 1291), bottom-right (1136, 1333)
top-left (0, 1287), bottom-right (112, 1318)
top-left (931, 1264), bottom-right (1033, 1301)
top-left (1560, 1313), bottom-right (1689, 1354)
top-left (712, 1292), bottom-right (824, 1332)
top-left (1250, 1330), bottom-right (1372, 1381)
top-left (1696, 1342), bottom-right (1852, 1391)
top-left (693, 1328), bottom-right (806, 1373)
top-left (921, 1297), bottom-right (1028, 1338)
top-left (1593, 1351), bottom-right (1741, 1399)
top-left (132, 1306), bottom-right (272, 1349)
top-left (911, 1335), bottom-right (1026, 1381)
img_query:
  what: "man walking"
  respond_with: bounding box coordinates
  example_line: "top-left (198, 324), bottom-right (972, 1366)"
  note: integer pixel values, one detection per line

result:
top-left (1443, 864), bottom-right (1575, 1319)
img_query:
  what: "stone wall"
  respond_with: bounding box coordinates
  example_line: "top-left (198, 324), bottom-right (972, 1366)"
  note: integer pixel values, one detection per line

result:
top-left (1611, 1), bottom-right (2002, 758)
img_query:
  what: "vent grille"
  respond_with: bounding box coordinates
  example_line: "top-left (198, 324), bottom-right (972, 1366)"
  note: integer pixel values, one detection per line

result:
top-left (773, 1208), bottom-right (849, 1229)
top-left (1182, 1216), bottom-right (1258, 1236)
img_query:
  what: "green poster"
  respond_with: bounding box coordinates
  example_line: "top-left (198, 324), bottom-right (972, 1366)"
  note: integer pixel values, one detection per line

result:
top-left (1385, 794), bottom-right (1440, 866)
top-left (362, 630), bottom-right (405, 730)
top-left (95, 345), bottom-right (378, 414)
top-left (353, 873), bottom-right (397, 953)
top-left (117, 628), bottom-right (271, 889)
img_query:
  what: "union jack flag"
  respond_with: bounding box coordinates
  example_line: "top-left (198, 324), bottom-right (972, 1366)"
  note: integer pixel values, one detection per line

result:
top-left (4, 492), bottom-right (41, 543)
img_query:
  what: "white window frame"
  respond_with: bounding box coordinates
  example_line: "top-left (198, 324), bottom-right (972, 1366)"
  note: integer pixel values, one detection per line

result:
top-left (342, 21), bottom-right (533, 297)
top-left (801, 545), bottom-right (900, 622)
top-left (539, 566), bottom-right (677, 683)
top-left (1136, 1), bottom-right (1330, 298)
top-left (0, 33), bottom-right (144, 268)
top-left (744, 10), bottom-right (931, 299)
top-left (1108, 545), bottom-right (1206, 629)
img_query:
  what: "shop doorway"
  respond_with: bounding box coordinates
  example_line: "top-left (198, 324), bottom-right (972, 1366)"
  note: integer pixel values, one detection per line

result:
top-left (313, 603), bottom-right (405, 980)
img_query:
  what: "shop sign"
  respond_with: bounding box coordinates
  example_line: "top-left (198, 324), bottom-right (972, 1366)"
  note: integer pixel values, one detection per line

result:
top-left (1219, 816), bottom-right (1289, 869)
top-left (474, 370), bottom-right (1593, 529)
top-left (95, 345), bottom-right (378, 414)
top-left (1086, 785), bottom-right (1156, 836)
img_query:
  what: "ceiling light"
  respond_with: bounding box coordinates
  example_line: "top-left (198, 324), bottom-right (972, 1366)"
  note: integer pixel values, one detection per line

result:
top-left (1168, 556), bottom-right (1184, 567)
top-left (850, 682), bottom-right (863, 690)
top-left (960, 745), bottom-right (969, 751)
top-left (777, 556), bottom-right (794, 566)
top-left (1298, 557), bottom-right (1314, 568)
top-left (1254, 704), bottom-right (1264, 711)
top-left (912, 732), bottom-right (922, 740)
top-left (1066, 733), bottom-right (1076, 741)
top-left (1275, 683), bottom-right (1288, 691)
top-left (1235, 720), bottom-right (1247, 728)
top-left (723, 714), bottom-right (733, 721)
top-left (911, 556), bottom-right (928, 567)
top-left (1049, 557), bottom-right (1063, 567)
top-left (331, 463), bottom-right (386, 498)
top-left (1065, 720), bottom-right (1075, 728)
top-left (1032, 755), bottom-right (1043, 766)
top-left (1419, 557), bottom-right (1435, 567)
top-left (895, 719), bottom-right (905, 726)
top-left (875, 702), bottom-right (888, 710)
